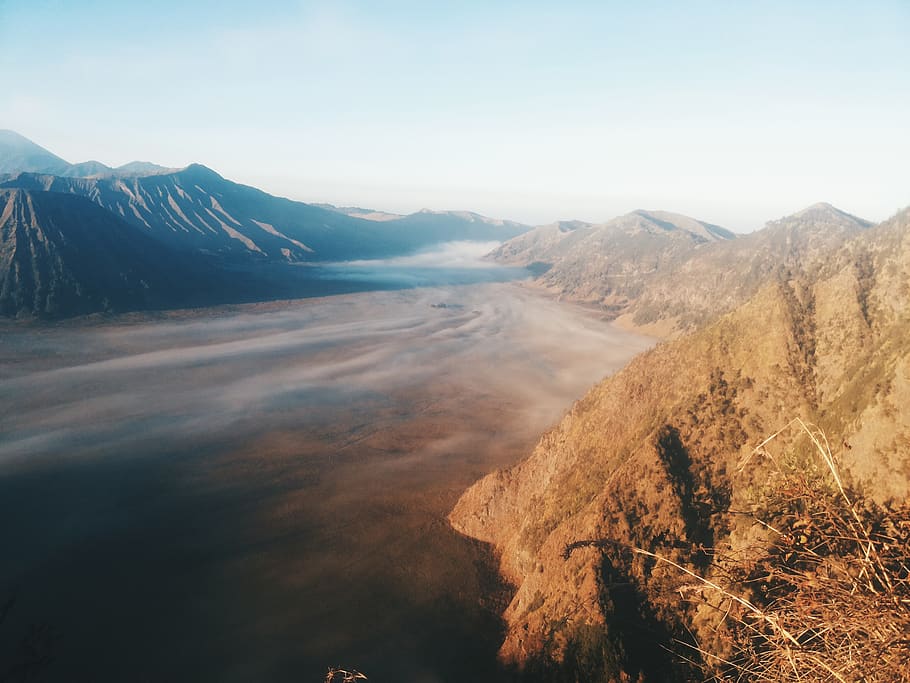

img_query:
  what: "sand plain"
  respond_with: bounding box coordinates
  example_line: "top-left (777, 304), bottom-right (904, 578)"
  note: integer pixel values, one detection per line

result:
top-left (0, 281), bottom-right (653, 682)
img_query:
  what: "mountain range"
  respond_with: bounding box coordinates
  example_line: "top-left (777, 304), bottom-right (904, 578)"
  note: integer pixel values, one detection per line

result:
top-left (0, 131), bottom-right (532, 317)
top-left (492, 203), bottom-right (872, 336)
top-left (0, 129), bottom-right (173, 178)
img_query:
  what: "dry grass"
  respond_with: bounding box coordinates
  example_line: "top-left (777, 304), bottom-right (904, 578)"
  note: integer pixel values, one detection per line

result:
top-left (324, 667), bottom-right (367, 682)
top-left (646, 419), bottom-right (910, 681)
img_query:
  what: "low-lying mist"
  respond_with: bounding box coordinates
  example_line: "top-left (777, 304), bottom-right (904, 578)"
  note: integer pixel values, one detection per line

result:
top-left (0, 280), bottom-right (653, 682)
top-left (308, 240), bottom-right (525, 288)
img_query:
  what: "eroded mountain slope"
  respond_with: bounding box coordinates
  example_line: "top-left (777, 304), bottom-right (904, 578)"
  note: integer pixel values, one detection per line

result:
top-left (452, 206), bottom-right (910, 680)
top-left (0, 189), bottom-right (222, 316)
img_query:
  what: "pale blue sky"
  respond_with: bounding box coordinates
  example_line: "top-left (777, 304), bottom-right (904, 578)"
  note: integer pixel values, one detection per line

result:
top-left (1, 0), bottom-right (907, 230)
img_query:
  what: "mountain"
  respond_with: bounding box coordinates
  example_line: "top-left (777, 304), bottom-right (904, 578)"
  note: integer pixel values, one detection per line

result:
top-left (382, 208), bottom-right (530, 242)
top-left (0, 131), bottom-right (537, 316)
top-left (1, 166), bottom-right (530, 262)
top-left (492, 210), bottom-right (734, 267)
top-left (493, 205), bottom-right (871, 336)
top-left (1, 165), bottom-right (381, 262)
top-left (65, 160), bottom-right (115, 177)
top-left (0, 132), bottom-right (533, 263)
top-left (113, 160), bottom-right (173, 176)
top-left (0, 189), bottom-right (226, 317)
top-left (450, 204), bottom-right (910, 679)
top-left (318, 204), bottom-right (532, 237)
top-left (315, 203), bottom-right (405, 221)
top-left (0, 129), bottom-right (71, 175)
top-left (492, 210), bottom-right (736, 326)
top-left (0, 131), bottom-right (174, 179)
top-left (490, 219), bottom-right (595, 266)
top-left (59, 160), bottom-right (173, 178)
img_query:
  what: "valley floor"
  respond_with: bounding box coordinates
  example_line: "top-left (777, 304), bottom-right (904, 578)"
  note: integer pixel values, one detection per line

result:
top-left (0, 282), bottom-right (653, 683)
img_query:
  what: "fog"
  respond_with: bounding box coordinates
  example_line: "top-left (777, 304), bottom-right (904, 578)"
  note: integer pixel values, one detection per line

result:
top-left (0, 274), bottom-right (653, 682)
top-left (310, 240), bottom-right (524, 287)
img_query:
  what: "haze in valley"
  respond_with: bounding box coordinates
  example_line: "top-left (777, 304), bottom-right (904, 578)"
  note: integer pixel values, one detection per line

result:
top-left (0, 263), bottom-right (652, 681)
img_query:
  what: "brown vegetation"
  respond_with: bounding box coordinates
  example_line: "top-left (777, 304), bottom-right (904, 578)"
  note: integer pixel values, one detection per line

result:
top-left (452, 206), bottom-right (910, 680)
top-left (641, 420), bottom-right (910, 681)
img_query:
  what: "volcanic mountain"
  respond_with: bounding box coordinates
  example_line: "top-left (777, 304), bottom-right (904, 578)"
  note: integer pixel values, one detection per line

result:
top-left (0, 189), bottom-right (225, 317)
top-left (1, 166), bottom-right (530, 263)
top-left (0, 130), bottom-right (172, 178)
top-left (0, 131), bottom-right (536, 316)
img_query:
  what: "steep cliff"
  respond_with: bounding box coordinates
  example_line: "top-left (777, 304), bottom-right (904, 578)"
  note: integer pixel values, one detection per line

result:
top-left (452, 206), bottom-right (910, 679)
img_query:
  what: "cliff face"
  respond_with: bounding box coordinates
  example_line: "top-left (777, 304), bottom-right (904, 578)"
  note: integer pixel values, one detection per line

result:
top-left (451, 207), bottom-right (910, 679)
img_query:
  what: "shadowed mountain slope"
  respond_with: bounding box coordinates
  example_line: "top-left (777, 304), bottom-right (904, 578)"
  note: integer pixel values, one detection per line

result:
top-left (1, 167), bottom-right (531, 263)
top-left (0, 131), bottom-right (532, 266)
top-left (451, 205), bottom-right (910, 680)
top-left (0, 189), bottom-right (228, 317)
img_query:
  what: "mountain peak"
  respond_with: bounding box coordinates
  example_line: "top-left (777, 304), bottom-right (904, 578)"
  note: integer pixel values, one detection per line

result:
top-left (116, 160), bottom-right (173, 176)
top-left (614, 209), bottom-right (736, 241)
top-left (784, 202), bottom-right (871, 229)
top-left (795, 201), bottom-right (842, 217)
top-left (178, 163), bottom-right (224, 180)
top-left (0, 130), bottom-right (71, 175)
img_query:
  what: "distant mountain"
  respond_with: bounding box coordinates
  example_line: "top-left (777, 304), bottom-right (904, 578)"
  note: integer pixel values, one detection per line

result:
top-left (615, 202), bottom-right (872, 333)
top-left (318, 203), bottom-right (532, 237)
top-left (2, 165), bottom-right (369, 261)
top-left (66, 160), bottom-right (115, 177)
top-left (0, 129), bottom-right (71, 175)
top-left (113, 160), bottom-right (173, 176)
top-left (452, 204), bottom-right (910, 679)
top-left (1, 164), bottom-right (532, 263)
top-left (0, 130), bottom-right (174, 179)
top-left (61, 159), bottom-right (175, 178)
top-left (315, 204), bottom-right (405, 221)
top-left (383, 208), bottom-right (530, 242)
top-left (493, 205), bottom-right (871, 336)
top-left (490, 219), bottom-right (595, 266)
top-left (0, 131), bottom-right (537, 316)
top-left (0, 189), bottom-right (224, 317)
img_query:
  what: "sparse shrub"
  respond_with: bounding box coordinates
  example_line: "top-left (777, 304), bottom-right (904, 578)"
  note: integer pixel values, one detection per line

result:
top-left (649, 419), bottom-right (910, 681)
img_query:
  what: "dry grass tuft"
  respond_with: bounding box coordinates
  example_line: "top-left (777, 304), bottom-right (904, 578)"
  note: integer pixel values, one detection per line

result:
top-left (324, 667), bottom-right (367, 682)
top-left (646, 419), bottom-right (910, 681)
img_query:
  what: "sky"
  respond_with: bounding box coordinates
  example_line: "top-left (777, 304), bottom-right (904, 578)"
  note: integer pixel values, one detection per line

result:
top-left (0, 0), bottom-right (907, 231)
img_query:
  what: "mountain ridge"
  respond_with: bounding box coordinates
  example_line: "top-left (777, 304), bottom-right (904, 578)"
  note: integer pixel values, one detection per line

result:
top-left (494, 203), bottom-right (872, 337)
top-left (451, 204), bottom-right (910, 679)
top-left (0, 165), bottom-right (530, 264)
top-left (0, 132), bottom-right (538, 317)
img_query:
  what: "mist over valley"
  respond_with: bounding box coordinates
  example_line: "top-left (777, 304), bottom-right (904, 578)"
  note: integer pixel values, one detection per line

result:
top-left (0, 280), bottom-right (653, 682)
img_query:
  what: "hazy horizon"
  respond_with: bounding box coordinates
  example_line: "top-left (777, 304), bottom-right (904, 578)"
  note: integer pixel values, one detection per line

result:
top-left (1, 1), bottom-right (907, 231)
